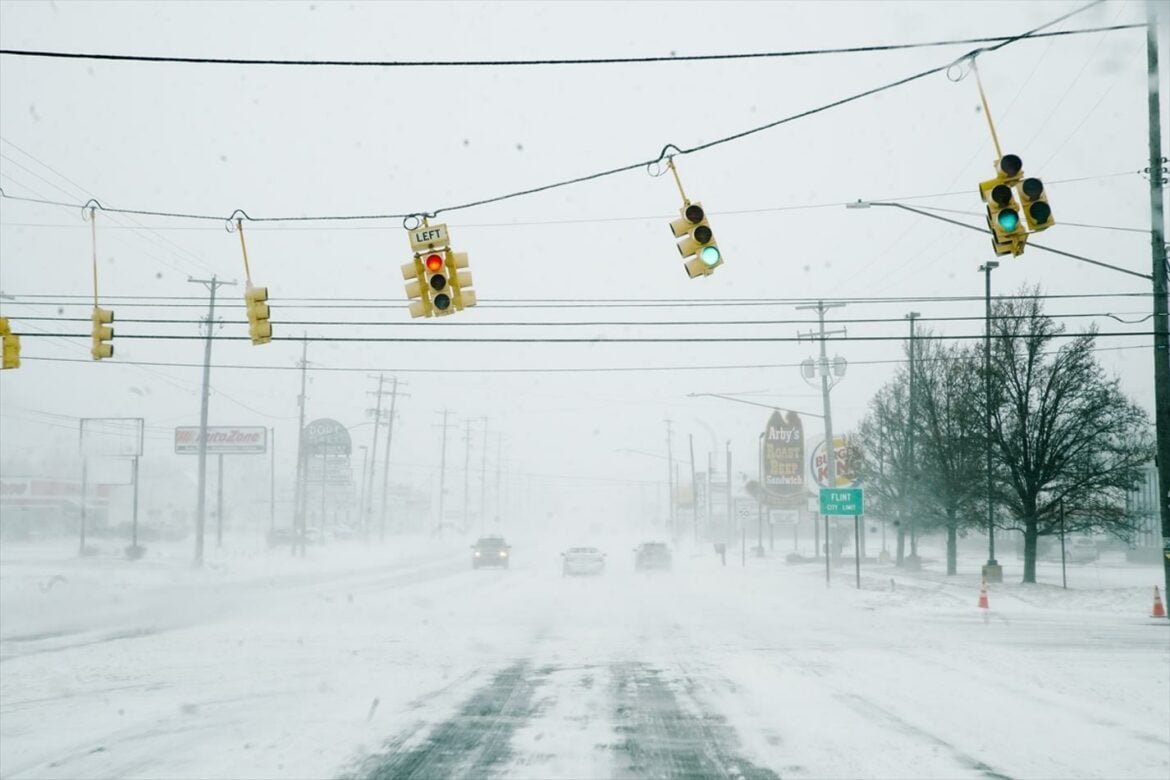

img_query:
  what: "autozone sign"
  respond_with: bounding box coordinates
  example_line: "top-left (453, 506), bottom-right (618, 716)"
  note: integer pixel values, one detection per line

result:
top-left (174, 426), bottom-right (267, 454)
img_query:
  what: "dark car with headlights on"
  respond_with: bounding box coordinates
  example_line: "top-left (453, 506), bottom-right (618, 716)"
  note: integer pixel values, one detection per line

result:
top-left (471, 536), bottom-right (511, 569)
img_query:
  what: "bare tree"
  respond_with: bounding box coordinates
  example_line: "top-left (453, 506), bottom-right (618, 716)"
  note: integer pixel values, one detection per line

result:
top-left (914, 340), bottom-right (985, 575)
top-left (856, 364), bottom-right (915, 566)
top-left (988, 292), bottom-right (1153, 583)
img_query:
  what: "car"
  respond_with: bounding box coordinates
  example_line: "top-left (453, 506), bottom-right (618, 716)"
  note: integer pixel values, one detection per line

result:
top-left (634, 542), bottom-right (672, 571)
top-left (471, 535), bottom-right (511, 568)
top-left (561, 547), bottom-right (605, 576)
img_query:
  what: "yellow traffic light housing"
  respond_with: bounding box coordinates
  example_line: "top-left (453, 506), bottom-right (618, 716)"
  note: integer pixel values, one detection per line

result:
top-left (91, 306), bottom-right (114, 360)
top-left (979, 154), bottom-right (1026, 257)
top-left (1019, 177), bottom-right (1054, 233)
top-left (1, 317), bottom-right (19, 370)
top-left (671, 202), bottom-right (723, 278)
top-left (403, 222), bottom-right (475, 318)
top-left (245, 286), bottom-right (272, 345)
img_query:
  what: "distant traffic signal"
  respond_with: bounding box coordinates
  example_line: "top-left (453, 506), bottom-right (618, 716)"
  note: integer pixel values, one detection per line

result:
top-left (0, 317), bottom-right (19, 370)
top-left (245, 286), bottom-right (272, 345)
top-left (424, 252), bottom-right (453, 314)
top-left (1019, 177), bottom-right (1054, 232)
top-left (670, 202), bottom-right (722, 278)
top-left (91, 306), bottom-right (114, 360)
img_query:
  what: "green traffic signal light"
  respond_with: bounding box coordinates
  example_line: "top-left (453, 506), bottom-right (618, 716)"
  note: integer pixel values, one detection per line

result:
top-left (700, 246), bottom-right (721, 266)
top-left (434, 293), bottom-right (451, 310)
top-left (997, 210), bottom-right (1019, 232)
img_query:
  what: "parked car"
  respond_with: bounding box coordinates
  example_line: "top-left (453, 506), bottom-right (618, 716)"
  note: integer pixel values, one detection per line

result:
top-left (561, 547), bottom-right (606, 576)
top-left (472, 535), bottom-right (511, 569)
top-left (634, 542), bottom-right (672, 571)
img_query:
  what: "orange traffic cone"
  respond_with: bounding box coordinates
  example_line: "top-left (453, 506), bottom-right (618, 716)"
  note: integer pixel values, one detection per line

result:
top-left (1153, 586), bottom-right (1166, 619)
top-left (978, 578), bottom-right (989, 610)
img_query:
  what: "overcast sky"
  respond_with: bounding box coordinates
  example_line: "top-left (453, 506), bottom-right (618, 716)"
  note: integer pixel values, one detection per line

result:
top-left (0, 1), bottom-right (1165, 528)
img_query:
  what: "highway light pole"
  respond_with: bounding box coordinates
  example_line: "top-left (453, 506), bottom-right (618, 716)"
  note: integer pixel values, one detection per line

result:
top-left (979, 261), bottom-right (1002, 583)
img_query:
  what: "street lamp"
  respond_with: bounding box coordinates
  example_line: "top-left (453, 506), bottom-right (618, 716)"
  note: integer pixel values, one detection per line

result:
top-left (979, 261), bottom-right (1002, 583)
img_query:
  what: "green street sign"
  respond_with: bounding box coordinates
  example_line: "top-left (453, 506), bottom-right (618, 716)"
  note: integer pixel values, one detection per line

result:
top-left (820, 487), bottom-right (864, 516)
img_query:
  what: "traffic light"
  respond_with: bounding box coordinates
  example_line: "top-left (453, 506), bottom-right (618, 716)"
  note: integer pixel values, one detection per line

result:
top-left (402, 249), bottom-right (476, 318)
top-left (0, 317), bottom-right (19, 370)
top-left (245, 286), bottom-right (272, 345)
top-left (979, 154), bottom-right (1026, 257)
top-left (670, 202), bottom-right (722, 278)
top-left (1019, 176), bottom-right (1054, 233)
top-left (91, 306), bottom-right (114, 360)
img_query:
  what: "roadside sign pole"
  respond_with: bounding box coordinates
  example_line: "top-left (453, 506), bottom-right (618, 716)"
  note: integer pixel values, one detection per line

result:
top-left (1060, 498), bottom-right (1067, 590)
top-left (131, 455), bottom-right (140, 549)
top-left (824, 515), bottom-right (831, 587)
top-left (854, 514), bottom-right (862, 589)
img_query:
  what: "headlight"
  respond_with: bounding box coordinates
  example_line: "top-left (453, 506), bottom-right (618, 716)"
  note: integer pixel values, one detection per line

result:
top-left (499, 550), bottom-right (507, 557)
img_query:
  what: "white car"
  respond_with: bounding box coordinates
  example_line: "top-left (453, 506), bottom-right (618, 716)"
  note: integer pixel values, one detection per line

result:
top-left (561, 547), bottom-right (606, 576)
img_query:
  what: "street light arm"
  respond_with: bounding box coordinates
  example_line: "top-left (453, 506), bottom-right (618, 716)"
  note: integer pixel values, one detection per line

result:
top-left (850, 201), bottom-right (1153, 281)
top-left (687, 392), bottom-right (824, 419)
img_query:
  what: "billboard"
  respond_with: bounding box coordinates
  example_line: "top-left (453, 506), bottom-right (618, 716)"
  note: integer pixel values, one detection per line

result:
top-left (174, 426), bottom-right (268, 454)
top-left (762, 410), bottom-right (805, 497)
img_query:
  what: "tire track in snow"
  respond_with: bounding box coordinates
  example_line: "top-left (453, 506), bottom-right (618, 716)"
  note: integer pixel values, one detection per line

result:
top-left (354, 660), bottom-right (550, 779)
top-left (607, 662), bottom-right (779, 780)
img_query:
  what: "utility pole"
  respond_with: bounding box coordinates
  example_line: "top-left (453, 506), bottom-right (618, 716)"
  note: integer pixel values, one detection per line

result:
top-left (379, 377), bottom-right (405, 541)
top-left (436, 410), bottom-right (451, 537)
top-left (498, 437), bottom-right (507, 528)
top-left (462, 419), bottom-right (473, 533)
top-left (479, 416), bottom-right (488, 535)
top-left (188, 275), bottom-right (235, 567)
top-left (706, 451), bottom-right (714, 543)
top-left (216, 453), bottom-right (225, 547)
top-left (797, 300), bottom-right (846, 587)
top-left (689, 434), bottom-right (699, 545)
top-left (665, 420), bottom-right (676, 541)
top-left (979, 262), bottom-right (1002, 583)
top-left (1144, 1), bottom-right (1170, 605)
top-left (906, 311), bottom-right (921, 565)
top-left (269, 427), bottom-right (276, 536)
top-left (293, 336), bottom-right (308, 558)
top-left (365, 374), bottom-right (387, 540)
top-left (725, 441), bottom-right (733, 548)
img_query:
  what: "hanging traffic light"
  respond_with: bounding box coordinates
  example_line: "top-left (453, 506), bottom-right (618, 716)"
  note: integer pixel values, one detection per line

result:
top-left (1019, 176), bottom-right (1054, 232)
top-left (245, 285), bottom-right (272, 345)
top-left (402, 222), bottom-right (476, 318)
top-left (424, 251), bottom-right (453, 314)
top-left (670, 202), bottom-right (722, 278)
top-left (1, 317), bottom-right (19, 370)
top-left (979, 154), bottom-right (1026, 257)
top-left (91, 306), bottom-right (114, 360)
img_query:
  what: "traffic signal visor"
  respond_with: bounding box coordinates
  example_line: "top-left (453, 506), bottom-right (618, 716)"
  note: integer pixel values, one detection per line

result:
top-left (1019, 177), bottom-right (1054, 232)
top-left (245, 286), bottom-right (272, 345)
top-left (91, 306), bottom-right (114, 360)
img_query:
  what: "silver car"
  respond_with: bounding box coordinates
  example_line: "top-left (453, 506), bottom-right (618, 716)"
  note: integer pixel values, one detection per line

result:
top-left (561, 546), bottom-right (606, 576)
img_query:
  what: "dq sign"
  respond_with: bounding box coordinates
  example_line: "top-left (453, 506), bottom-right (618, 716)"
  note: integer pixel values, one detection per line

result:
top-left (762, 410), bottom-right (804, 497)
top-left (810, 435), bottom-right (861, 489)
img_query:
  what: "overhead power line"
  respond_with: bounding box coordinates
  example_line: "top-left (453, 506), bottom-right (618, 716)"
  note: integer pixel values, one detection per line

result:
top-left (6, 311), bottom-right (1149, 328)
top-left (0, 24), bottom-right (1140, 68)
top-left (16, 344), bottom-right (1149, 375)
top-left (16, 331), bottom-right (1152, 344)
top-left (0, 2), bottom-right (1114, 224)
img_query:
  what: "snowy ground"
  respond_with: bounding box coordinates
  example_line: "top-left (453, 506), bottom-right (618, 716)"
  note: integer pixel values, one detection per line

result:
top-left (0, 534), bottom-right (1166, 779)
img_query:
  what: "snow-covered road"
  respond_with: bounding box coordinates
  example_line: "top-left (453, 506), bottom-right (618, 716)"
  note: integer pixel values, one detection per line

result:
top-left (1, 539), bottom-right (1166, 779)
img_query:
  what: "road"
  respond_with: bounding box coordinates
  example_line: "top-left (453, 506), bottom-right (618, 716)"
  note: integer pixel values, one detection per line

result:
top-left (1, 540), bottom-right (1166, 779)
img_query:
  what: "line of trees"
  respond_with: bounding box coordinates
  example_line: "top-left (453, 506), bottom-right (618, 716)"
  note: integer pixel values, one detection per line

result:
top-left (856, 289), bottom-right (1152, 583)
